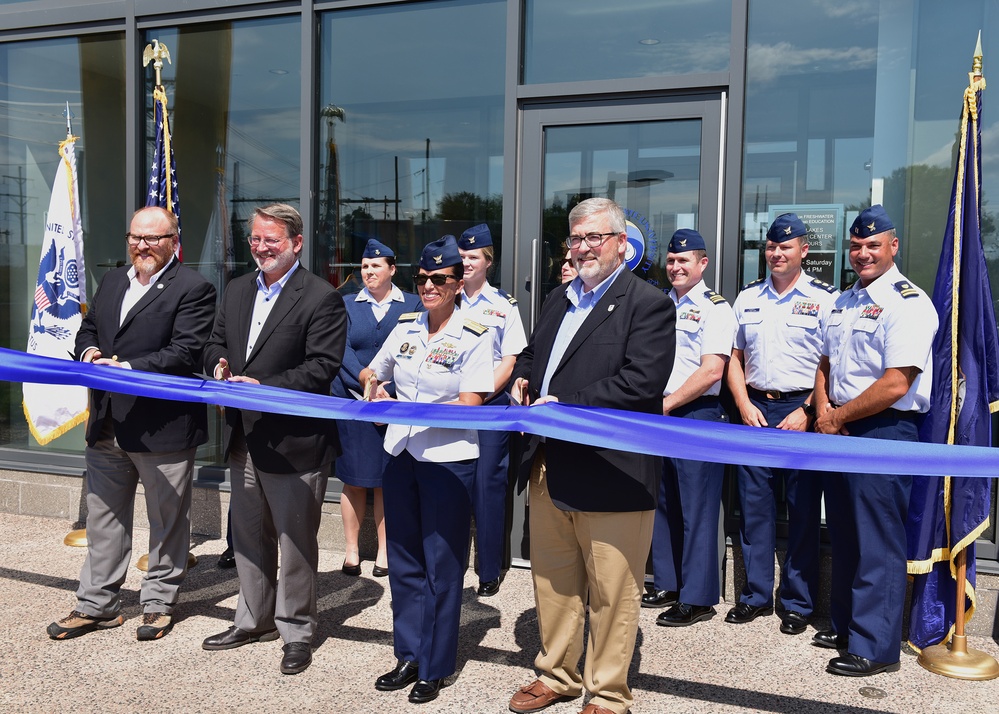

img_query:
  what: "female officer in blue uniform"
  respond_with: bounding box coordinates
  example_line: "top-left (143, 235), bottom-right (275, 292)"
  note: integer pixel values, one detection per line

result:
top-left (331, 238), bottom-right (420, 577)
top-left (457, 224), bottom-right (527, 596)
top-left (360, 234), bottom-right (494, 704)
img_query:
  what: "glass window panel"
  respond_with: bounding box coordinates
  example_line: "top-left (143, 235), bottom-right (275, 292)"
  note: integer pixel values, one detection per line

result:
top-left (523, 0), bottom-right (730, 84)
top-left (318, 0), bottom-right (506, 292)
top-left (0, 33), bottom-right (125, 453)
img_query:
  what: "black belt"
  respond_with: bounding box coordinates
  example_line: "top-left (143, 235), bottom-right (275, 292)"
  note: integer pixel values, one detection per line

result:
top-left (747, 386), bottom-right (810, 401)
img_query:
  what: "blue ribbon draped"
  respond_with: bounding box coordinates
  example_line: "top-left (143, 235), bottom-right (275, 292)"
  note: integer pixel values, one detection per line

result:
top-left (1, 345), bottom-right (997, 478)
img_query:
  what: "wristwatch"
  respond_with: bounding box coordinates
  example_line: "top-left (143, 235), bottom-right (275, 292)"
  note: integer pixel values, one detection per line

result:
top-left (802, 402), bottom-right (816, 417)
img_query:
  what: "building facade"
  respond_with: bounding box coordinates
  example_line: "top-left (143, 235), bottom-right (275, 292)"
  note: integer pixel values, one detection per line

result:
top-left (0, 0), bottom-right (997, 566)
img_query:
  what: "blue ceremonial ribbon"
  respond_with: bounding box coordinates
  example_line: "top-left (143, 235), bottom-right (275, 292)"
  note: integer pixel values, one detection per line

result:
top-left (2, 345), bottom-right (998, 477)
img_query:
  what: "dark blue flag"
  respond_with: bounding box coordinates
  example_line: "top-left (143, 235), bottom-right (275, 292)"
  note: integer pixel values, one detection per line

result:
top-left (146, 86), bottom-right (182, 259)
top-left (906, 73), bottom-right (998, 651)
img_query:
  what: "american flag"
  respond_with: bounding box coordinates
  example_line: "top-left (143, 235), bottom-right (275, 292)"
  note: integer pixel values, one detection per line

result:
top-left (33, 284), bottom-right (51, 312)
top-left (147, 86), bottom-right (182, 259)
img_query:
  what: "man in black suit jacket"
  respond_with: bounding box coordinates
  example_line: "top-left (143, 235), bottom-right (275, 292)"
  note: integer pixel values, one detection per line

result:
top-left (47, 207), bottom-right (216, 643)
top-left (201, 203), bottom-right (346, 676)
top-left (508, 198), bottom-right (675, 714)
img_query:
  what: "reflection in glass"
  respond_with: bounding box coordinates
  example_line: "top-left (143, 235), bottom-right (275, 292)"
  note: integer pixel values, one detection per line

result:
top-left (524, 0), bottom-right (730, 84)
top-left (539, 121), bottom-right (701, 304)
top-left (318, 0), bottom-right (506, 292)
top-left (0, 33), bottom-right (125, 453)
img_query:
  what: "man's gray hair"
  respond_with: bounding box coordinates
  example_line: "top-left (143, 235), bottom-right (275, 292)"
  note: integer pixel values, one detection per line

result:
top-left (568, 197), bottom-right (626, 234)
top-left (250, 203), bottom-right (303, 239)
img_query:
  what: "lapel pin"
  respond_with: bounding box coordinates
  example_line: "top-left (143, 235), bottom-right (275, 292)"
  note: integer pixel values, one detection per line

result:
top-left (608, 304), bottom-right (616, 312)
top-left (157, 283), bottom-right (164, 289)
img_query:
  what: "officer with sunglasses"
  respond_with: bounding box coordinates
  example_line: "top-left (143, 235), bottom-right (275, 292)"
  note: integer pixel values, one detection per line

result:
top-left (360, 234), bottom-right (494, 704)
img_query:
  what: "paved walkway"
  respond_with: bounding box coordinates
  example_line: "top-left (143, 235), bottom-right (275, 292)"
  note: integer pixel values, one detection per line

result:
top-left (1, 511), bottom-right (997, 713)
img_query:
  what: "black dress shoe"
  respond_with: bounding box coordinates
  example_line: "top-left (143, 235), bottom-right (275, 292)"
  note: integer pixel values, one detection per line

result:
top-left (641, 589), bottom-right (678, 608)
top-left (375, 660), bottom-right (420, 691)
top-left (217, 547), bottom-right (236, 569)
top-left (725, 601), bottom-right (774, 624)
top-left (202, 625), bottom-right (279, 650)
top-left (656, 602), bottom-right (716, 627)
top-left (280, 642), bottom-right (313, 674)
top-left (342, 560), bottom-right (362, 577)
top-left (779, 610), bottom-right (808, 635)
top-left (409, 679), bottom-right (442, 704)
top-left (827, 653), bottom-right (900, 677)
top-left (477, 579), bottom-right (500, 597)
top-left (812, 629), bottom-right (848, 650)
top-left (372, 564), bottom-right (389, 578)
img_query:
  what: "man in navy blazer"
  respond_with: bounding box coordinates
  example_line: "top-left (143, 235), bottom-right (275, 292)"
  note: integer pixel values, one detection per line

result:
top-left (201, 203), bottom-right (346, 676)
top-left (508, 198), bottom-right (675, 714)
top-left (47, 206), bottom-right (216, 643)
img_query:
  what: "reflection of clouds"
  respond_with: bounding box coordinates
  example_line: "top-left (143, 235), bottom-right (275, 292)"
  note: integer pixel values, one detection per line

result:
top-left (748, 42), bottom-right (876, 84)
top-left (922, 120), bottom-right (999, 170)
top-left (563, 0), bottom-right (712, 14)
top-left (620, 32), bottom-right (729, 75)
top-left (821, 1), bottom-right (878, 20)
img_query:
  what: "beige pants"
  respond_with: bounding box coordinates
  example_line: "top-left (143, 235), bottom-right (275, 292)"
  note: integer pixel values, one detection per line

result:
top-left (528, 452), bottom-right (654, 714)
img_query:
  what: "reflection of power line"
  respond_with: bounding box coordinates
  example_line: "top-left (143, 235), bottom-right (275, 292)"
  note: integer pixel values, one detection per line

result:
top-left (1, 166), bottom-right (31, 244)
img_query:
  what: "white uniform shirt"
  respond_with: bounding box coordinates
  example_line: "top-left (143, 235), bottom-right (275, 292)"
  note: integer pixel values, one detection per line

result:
top-left (355, 283), bottom-right (407, 322)
top-left (368, 307), bottom-right (495, 462)
top-left (665, 279), bottom-right (736, 397)
top-left (822, 264), bottom-right (937, 413)
top-left (461, 283), bottom-right (527, 364)
top-left (733, 271), bottom-right (839, 392)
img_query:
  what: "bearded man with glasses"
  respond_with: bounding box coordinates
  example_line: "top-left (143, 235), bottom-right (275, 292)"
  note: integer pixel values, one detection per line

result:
top-left (48, 206), bottom-right (216, 643)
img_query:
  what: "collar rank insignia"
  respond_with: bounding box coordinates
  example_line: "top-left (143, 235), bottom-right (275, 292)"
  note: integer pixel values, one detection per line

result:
top-left (894, 280), bottom-right (918, 298)
top-left (433, 254), bottom-right (443, 265)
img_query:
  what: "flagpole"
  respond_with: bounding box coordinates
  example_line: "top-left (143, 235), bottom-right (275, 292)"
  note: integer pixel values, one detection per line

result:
top-left (917, 33), bottom-right (998, 680)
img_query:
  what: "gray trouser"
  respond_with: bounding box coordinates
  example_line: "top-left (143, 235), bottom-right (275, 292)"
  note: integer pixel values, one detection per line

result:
top-left (76, 419), bottom-right (195, 616)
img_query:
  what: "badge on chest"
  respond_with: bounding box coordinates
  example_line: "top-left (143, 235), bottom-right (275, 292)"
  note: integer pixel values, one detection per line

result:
top-left (425, 342), bottom-right (458, 368)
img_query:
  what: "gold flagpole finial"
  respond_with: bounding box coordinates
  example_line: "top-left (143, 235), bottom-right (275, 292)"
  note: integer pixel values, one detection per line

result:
top-left (972, 30), bottom-right (984, 81)
top-left (142, 39), bottom-right (172, 88)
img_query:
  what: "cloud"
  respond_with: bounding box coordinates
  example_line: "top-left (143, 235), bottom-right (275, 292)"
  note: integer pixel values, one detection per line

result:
top-left (748, 42), bottom-right (877, 85)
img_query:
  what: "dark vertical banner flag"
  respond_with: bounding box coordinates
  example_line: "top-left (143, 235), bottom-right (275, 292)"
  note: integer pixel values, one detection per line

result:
top-left (147, 86), bottom-right (182, 259)
top-left (23, 136), bottom-right (89, 443)
top-left (906, 68), bottom-right (997, 651)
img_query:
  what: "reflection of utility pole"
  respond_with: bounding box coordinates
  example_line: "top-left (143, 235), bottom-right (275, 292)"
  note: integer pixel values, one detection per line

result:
top-left (230, 160), bottom-right (242, 244)
top-left (321, 104), bottom-right (346, 285)
top-left (424, 137), bottom-right (430, 222)
top-left (1, 166), bottom-right (29, 243)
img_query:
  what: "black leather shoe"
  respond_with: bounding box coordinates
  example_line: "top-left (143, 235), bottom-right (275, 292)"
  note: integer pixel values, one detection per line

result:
top-left (375, 660), bottom-right (420, 691)
top-left (217, 547), bottom-right (236, 569)
top-left (280, 642), bottom-right (312, 675)
top-left (342, 560), bottom-right (362, 577)
top-left (202, 625), bottom-right (279, 650)
top-left (656, 602), bottom-right (716, 627)
top-left (779, 610), bottom-right (808, 635)
top-left (725, 601), bottom-right (774, 624)
top-left (477, 579), bottom-right (500, 597)
top-left (409, 679), bottom-right (442, 704)
top-left (641, 589), bottom-right (678, 608)
top-left (827, 653), bottom-right (900, 677)
top-left (372, 564), bottom-right (389, 578)
top-left (812, 629), bottom-right (848, 650)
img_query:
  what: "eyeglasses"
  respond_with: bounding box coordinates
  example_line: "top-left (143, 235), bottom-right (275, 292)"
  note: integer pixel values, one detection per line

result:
top-left (413, 274), bottom-right (457, 287)
top-left (125, 233), bottom-right (174, 246)
top-left (247, 236), bottom-right (285, 249)
top-left (565, 232), bottom-right (617, 250)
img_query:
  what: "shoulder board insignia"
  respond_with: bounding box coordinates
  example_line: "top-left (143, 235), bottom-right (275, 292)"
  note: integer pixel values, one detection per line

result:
top-left (497, 288), bottom-right (518, 306)
top-left (893, 280), bottom-right (919, 298)
top-left (398, 312), bottom-right (421, 322)
top-left (742, 277), bottom-right (765, 290)
top-left (704, 289), bottom-right (728, 305)
top-left (463, 319), bottom-right (488, 336)
top-left (810, 277), bottom-right (838, 294)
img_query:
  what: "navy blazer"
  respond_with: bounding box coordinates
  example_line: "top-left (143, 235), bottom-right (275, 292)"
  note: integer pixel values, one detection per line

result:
top-left (332, 288), bottom-right (421, 399)
top-left (511, 269), bottom-right (676, 512)
top-left (204, 264), bottom-right (347, 474)
top-left (75, 260), bottom-right (216, 452)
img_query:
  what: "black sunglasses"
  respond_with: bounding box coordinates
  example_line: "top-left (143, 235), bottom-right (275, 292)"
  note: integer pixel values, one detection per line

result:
top-left (413, 274), bottom-right (457, 287)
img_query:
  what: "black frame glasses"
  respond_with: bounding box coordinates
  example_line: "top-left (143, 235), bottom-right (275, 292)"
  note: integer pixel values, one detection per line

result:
top-left (125, 233), bottom-right (175, 246)
top-left (565, 232), bottom-right (617, 249)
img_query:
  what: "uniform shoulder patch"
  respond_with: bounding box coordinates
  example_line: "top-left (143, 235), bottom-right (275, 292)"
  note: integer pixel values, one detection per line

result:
top-left (397, 312), bottom-right (421, 322)
top-left (810, 277), bottom-right (838, 294)
top-left (463, 319), bottom-right (488, 336)
top-left (704, 289), bottom-right (728, 305)
top-left (893, 280), bottom-right (919, 298)
top-left (742, 277), bottom-right (765, 290)
top-left (496, 288), bottom-right (518, 306)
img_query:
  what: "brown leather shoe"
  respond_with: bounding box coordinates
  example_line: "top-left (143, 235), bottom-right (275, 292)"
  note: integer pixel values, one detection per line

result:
top-left (579, 705), bottom-right (619, 714)
top-left (509, 679), bottom-right (577, 713)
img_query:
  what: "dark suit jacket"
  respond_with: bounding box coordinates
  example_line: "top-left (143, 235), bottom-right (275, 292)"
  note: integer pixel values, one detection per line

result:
top-left (204, 264), bottom-right (347, 474)
top-left (75, 259), bottom-right (217, 452)
top-left (511, 269), bottom-right (676, 512)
